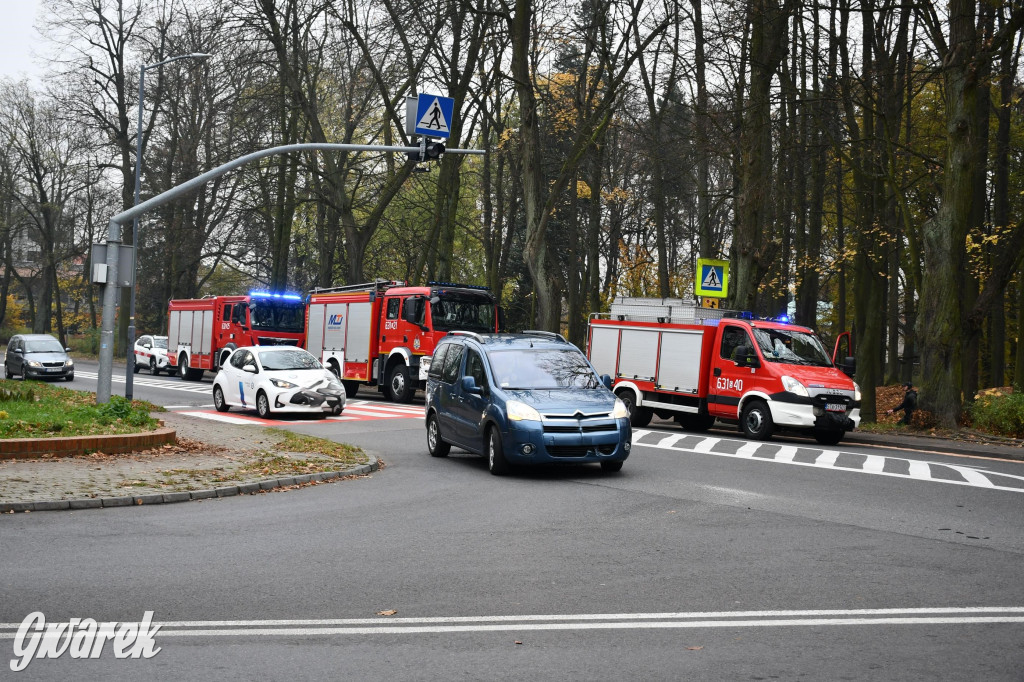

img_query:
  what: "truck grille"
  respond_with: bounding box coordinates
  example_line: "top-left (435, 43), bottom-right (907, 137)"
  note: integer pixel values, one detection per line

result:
top-left (256, 337), bottom-right (299, 346)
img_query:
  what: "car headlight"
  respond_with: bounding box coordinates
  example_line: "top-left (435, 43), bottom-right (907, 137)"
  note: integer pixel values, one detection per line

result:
top-left (270, 378), bottom-right (298, 389)
top-left (506, 400), bottom-right (541, 422)
top-left (65, 358), bottom-right (74, 367)
top-left (27, 361), bottom-right (42, 368)
top-left (854, 382), bottom-right (861, 402)
top-left (612, 398), bottom-right (629, 419)
top-left (781, 375), bottom-right (809, 397)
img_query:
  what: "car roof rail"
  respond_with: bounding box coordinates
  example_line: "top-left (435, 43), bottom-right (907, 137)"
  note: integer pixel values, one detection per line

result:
top-left (446, 331), bottom-right (486, 342)
top-left (521, 330), bottom-right (568, 343)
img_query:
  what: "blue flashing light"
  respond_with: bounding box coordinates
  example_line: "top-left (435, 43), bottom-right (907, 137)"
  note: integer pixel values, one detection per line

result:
top-left (249, 290), bottom-right (303, 302)
top-left (775, 314), bottom-right (791, 324)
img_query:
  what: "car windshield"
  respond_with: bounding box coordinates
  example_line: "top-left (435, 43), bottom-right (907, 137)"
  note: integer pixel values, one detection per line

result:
top-left (248, 301), bottom-right (305, 333)
top-left (153, 338), bottom-right (167, 349)
top-left (488, 349), bottom-right (600, 389)
top-left (25, 338), bottom-right (64, 353)
top-left (752, 328), bottom-right (833, 367)
top-left (258, 349), bottom-right (322, 371)
top-left (430, 295), bottom-right (495, 333)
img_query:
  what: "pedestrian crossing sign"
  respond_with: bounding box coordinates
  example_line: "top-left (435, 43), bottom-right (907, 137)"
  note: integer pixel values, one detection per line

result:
top-left (414, 94), bottom-right (454, 138)
top-left (695, 258), bottom-right (729, 298)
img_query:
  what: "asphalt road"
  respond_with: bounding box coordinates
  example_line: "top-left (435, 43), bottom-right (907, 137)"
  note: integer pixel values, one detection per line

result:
top-left (2, 360), bottom-right (1022, 679)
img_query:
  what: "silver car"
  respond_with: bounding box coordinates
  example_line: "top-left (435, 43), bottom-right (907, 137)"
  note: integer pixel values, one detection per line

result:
top-left (4, 334), bottom-right (74, 381)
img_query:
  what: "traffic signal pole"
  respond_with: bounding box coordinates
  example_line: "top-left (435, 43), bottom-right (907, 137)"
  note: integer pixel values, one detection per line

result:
top-left (96, 142), bottom-right (482, 404)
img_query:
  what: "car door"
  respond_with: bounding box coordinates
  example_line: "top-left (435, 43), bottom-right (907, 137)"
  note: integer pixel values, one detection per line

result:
top-left (136, 336), bottom-right (151, 366)
top-left (9, 337), bottom-right (24, 375)
top-left (451, 348), bottom-right (490, 445)
top-left (436, 343), bottom-right (466, 446)
top-left (708, 325), bottom-right (757, 419)
top-left (224, 349), bottom-right (252, 406)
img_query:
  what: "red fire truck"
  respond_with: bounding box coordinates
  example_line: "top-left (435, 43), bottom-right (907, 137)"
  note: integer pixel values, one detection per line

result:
top-left (305, 280), bottom-right (500, 402)
top-left (167, 292), bottom-right (307, 380)
top-left (587, 298), bottom-right (860, 445)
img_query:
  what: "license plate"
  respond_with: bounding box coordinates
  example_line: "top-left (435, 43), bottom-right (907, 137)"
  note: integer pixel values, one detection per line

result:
top-left (825, 402), bottom-right (846, 412)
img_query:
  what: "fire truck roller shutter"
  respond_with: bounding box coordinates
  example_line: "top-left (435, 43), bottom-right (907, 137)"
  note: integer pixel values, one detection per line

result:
top-left (617, 329), bottom-right (659, 381)
top-left (588, 326), bottom-right (619, 377)
top-left (656, 330), bottom-right (704, 393)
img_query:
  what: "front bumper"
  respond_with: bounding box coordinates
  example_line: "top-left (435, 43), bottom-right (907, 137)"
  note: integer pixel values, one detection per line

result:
top-left (768, 399), bottom-right (861, 431)
top-left (503, 418), bottom-right (631, 464)
top-left (272, 387), bottom-right (344, 413)
top-left (25, 365), bottom-right (73, 379)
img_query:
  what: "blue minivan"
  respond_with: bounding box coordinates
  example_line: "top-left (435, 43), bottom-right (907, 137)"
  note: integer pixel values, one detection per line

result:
top-left (424, 331), bottom-right (631, 475)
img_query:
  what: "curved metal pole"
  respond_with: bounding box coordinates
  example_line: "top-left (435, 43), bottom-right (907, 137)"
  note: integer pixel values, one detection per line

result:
top-left (97, 142), bottom-right (484, 403)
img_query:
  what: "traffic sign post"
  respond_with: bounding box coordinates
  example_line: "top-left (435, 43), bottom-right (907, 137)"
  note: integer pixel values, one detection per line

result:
top-left (695, 258), bottom-right (729, 298)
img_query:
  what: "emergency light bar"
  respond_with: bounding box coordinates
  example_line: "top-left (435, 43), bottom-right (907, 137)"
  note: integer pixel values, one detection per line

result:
top-left (249, 291), bottom-right (303, 301)
top-left (427, 281), bottom-right (491, 291)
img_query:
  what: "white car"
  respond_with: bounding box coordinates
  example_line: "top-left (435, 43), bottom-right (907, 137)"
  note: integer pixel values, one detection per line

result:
top-left (134, 335), bottom-right (174, 375)
top-left (212, 347), bottom-right (345, 419)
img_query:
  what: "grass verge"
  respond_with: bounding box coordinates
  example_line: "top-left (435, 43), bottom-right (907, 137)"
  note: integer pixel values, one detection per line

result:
top-left (0, 379), bottom-right (161, 438)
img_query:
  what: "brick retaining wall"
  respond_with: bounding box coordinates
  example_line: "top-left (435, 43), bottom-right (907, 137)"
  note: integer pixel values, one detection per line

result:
top-left (0, 426), bottom-right (176, 460)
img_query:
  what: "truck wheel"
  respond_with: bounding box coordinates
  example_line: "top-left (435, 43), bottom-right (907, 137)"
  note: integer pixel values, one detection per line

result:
top-left (616, 389), bottom-right (652, 427)
top-left (487, 426), bottom-right (511, 476)
top-left (256, 391), bottom-right (272, 419)
top-left (814, 430), bottom-right (844, 446)
top-left (675, 414), bottom-right (716, 432)
top-left (180, 354), bottom-right (203, 381)
top-left (342, 380), bottom-right (359, 398)
top-left (740, 400), bottom-right (774, 440)
top-left (213, 385), bottom-right (230, 413)
top-left (387, 364), bottom-right (415, 403)
top-left (427, 413), bottom-right (450, 458)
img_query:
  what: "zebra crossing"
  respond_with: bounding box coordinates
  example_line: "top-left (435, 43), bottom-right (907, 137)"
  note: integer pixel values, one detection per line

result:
top-left (75, 370), bottom-right (212, 394)
top-left (178, 399), bottom-right (424, 425)
top-left (632, 429), bottom-right (1024, 494)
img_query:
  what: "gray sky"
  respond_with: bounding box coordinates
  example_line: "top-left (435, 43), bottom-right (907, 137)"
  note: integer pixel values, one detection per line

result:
top-left (1, 0), bottom-right (44, 82)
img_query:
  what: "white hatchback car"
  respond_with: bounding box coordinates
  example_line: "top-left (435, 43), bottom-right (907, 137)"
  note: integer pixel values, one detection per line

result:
top-left (134, 335), bottom-right (173, 375)
top-left (212, 347), bottom-right (345, 419)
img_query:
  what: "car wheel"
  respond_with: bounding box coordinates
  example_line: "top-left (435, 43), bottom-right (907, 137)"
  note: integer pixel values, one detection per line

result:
top-left (740, 400), bottom-right (774, 440)
top-left (256, 391), bottom-right (272, 419)
top-left (814, 430), bottom-right (844, 446)
top-left (133, 361), bottom-right (141, 374)
top-left (150, 358), bottom-right (159, 376)
top-left (387, 364), bottom-right (415, 403)
top-left (600, 460), bottom-right (624, 473)
top-left (616, 389), bottom-right (652, 427)
top-left (487, 426), bottom-right (511, 476)
top-left (331, 402), bottom-right (343, 416)
top-left (4, 363), bottom-right (12, 380)
top-left (213, 385), bottom-right (230, 413)
top-left (342, 380), bottom-right (359, 398)
top-left (64, 374), bottom-right (74, 382)
top-left (427, 413), bottom-right (450, 458)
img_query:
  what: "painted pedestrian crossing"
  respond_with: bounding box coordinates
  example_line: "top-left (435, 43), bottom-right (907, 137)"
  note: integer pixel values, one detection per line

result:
top-left (178, 399), bottom-right (425, 425)
top-left (76, 370), bottom-right (212, 394)
top-left (632, 429), bottom-right (1024, 494)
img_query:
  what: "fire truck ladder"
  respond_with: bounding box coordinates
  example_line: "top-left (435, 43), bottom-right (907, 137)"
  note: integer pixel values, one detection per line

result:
top-left (309, 280), bottom-right (403, 295)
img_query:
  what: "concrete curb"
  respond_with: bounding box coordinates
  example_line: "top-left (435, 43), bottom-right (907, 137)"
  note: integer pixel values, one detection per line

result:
top-left (0, 456), bottom-right (379, 514)
top-left (0, 425), bottom-right (177, 460)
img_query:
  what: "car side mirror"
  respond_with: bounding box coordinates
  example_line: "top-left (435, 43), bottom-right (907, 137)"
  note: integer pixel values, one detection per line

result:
top-left (65, 347), bottom-right (72, 353)
top-left (242, 364), bottom-right (258, 374)
top-left (601, 374), bottom-right (613, 390)
top-left (460, 376), bottom-right (482, 394)
top-left (839, 356), bottom-right (856, 377)
top-left (734, 346), bottom-right (760, 369)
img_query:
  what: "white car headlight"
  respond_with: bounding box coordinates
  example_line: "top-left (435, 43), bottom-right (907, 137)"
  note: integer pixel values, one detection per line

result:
top-left (781, 375), bottom-right (809, 397)
top-left (506, 400), bottom-right (541, 422)
top-left (854, 382), bottom-right (862, 402)
top-left (612, 398), bottom-right (629, 419)
top-left (66, 358), bottom-right (74, 367)
top-left (270, 378), bottom-right (298, 389)
top-left (27, 361), bottom-right (42, 368)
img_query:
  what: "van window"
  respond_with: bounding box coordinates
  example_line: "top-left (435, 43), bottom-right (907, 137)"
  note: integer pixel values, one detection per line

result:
top-left (386, 298), bottom-right (400, 320)
top-left (441, 345), bottom-right (464, 383)
top-left (720, 326), bottom-right (752, 361)
top-left (465, 349), bottom-right (487, 387)
top-left (428, 344), bottom-right (450, 379)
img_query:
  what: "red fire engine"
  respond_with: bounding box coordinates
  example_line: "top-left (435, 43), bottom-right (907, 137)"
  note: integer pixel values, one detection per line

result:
top-left (167, 292), bottom-right (307, 380)
top-left (588, 298), bottom-right (860, 445)
top-left (305, 280), bottom-right (500, 402)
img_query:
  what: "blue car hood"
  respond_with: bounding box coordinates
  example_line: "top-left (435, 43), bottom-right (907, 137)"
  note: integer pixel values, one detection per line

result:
top-left (502, 387), bottom-right (617, 415)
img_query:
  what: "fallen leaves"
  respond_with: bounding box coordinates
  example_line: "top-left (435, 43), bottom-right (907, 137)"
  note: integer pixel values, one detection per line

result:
top-left (376, 609), bottom-right (398, 617)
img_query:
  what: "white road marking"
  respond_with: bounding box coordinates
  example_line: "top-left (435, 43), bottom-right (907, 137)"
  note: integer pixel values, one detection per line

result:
top-left (176, 412), bottom-right (261, 425)
top-left (3, 607), bottom-right (1020, 638)
top-left (76, 371), bottom-right (211, 394)
top-left (633, 430), bottom-right (1024, 493)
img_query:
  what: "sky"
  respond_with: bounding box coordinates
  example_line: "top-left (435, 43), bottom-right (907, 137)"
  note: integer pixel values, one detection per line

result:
top-left (1, 0), bottom-right (45, 82)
